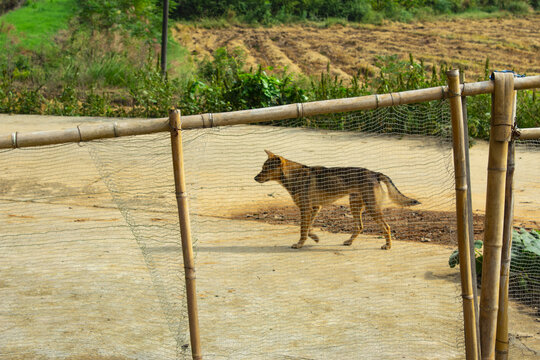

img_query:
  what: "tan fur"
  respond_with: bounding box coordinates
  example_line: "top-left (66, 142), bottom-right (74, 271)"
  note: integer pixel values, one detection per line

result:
top-left (254, 150), bottom-right (420, 250)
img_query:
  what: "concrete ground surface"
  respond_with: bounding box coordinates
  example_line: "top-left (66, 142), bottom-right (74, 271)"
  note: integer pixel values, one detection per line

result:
top-left (0, 115), bottom-right (538, 359)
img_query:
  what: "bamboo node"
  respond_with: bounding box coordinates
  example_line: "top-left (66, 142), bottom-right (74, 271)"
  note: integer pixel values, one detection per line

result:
top-left (185, 273), bottom-right (197, 280)
top-left (483, 243), bottom-right (503, 249)
top-left (200, 113), bottom-right (214, 128)
top-left (447, 89), bottom-right (461, 98)
top-left (375, 94), bottom-right (380, 109)
top-left (481, 303), bottom-right (499, 312)
top-left (113, 122), bottom-right (119, 137)
top-left (462, 294), bottom-right (474, 300)
top-left (169, 123), bottom-right (179, 136)
top-left (176, 191), bottom-right (188, 199)
top-left (455, 185), bottom-right (467, 191)
top-left (11, 132), bottom-right (18, 148)
top-left (296, 103), bottom-right (304, 118)
top-left (389, 92), bottom-right (402, 106)
top-left (487, 167), bottom-right (507, 172)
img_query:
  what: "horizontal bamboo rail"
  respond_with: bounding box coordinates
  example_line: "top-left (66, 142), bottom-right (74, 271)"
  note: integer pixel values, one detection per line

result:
top-left (1, 75), bottom-right (539, 149)
top-left (515, 127), bottom-right (540, 140)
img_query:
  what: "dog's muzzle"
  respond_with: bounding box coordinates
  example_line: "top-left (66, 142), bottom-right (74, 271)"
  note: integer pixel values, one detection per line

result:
top-left (254, 173), bottom-right (266, 183)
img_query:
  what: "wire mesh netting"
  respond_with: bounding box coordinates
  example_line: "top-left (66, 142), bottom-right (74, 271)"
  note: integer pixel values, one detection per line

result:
top-left (182, 100), bottom-right (468, 359)
top-left (0, 99), bottom-right (538, 359)
top-left (508, 136), bottom-right (540, 345)
top-left (0, 136), bottom-right (191, 359)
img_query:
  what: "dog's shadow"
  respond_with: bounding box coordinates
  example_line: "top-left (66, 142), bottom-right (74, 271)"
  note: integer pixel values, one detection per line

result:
top-left (196, 244), bottom-right (365, 254)
top-left (145, 244), bottom-right (367, 254)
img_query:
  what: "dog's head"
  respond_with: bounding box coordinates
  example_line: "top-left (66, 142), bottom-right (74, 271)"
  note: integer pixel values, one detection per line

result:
top-left (254, 150), bottom-right (283, 183)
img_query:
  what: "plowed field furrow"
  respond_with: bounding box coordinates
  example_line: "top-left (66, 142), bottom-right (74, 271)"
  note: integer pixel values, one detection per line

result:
top-left (173, 16), bottom-right (540, 80)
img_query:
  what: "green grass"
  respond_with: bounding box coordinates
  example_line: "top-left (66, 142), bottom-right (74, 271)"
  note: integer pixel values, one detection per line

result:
top-left (0, 0), bottom-right (77, 50)
top-left (168, 33), bottom-right (195, 80)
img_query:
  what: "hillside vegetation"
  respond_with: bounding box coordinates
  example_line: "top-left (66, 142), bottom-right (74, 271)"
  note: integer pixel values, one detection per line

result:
top-left (0, 0), bottom-right (538, 140)
top-left (174, 0), bottom-right (538, 23)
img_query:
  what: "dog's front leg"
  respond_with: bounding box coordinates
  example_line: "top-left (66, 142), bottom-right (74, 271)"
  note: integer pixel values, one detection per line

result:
top-left (292, 205), bottom-right (310, 249)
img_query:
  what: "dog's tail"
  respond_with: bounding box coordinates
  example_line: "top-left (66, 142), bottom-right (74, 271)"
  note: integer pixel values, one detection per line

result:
top-left (377, 173), bottom-right (420, 207)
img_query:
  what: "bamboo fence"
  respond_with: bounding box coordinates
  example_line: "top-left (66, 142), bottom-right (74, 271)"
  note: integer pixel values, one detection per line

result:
top-left (447, 69), bottom-right (479, 360)
top-left (169, 110), bottom-right (202, 360)
top-left (1, 76), bottom-right (539, 149)
top-left (494, 138), bottom-right (515, 360)
top-left (479, 72), bottom-right (515, 360)
top-left (494, 88), bottom-right (517, 360)
top-left (1, 73), bottom-right (539, 360)
top-left (515, 127), bottom-right (540, 140)
top-left (460, 72), bottom-right (481, 360)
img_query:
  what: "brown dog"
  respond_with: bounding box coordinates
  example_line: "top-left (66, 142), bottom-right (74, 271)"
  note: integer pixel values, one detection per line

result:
top-left (254, 150), bottom-right (420, 249)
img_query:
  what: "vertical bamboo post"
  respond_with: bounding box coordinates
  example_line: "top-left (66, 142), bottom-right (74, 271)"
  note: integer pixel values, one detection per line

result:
top-left (494, 90), bottom-right (517, 360)
top-left (447, 69), bottom-right (479, 360)
top-left (479, 72), bottom-right (514, 360)
top-left (169, 109), bottom-right (203, 360)
top-left (461, 71), bottom-right (482, 360)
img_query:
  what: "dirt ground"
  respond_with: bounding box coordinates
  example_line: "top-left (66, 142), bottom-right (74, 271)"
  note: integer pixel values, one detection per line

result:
top-left (0, 115), bottom-right (539, 359)
top-left (173, 15), bottom-right (540, 80)
top-left (233, 205), bottom-right (538, 247)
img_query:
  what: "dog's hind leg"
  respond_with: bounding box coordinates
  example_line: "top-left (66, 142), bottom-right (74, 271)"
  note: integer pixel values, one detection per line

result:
top-left (363, 183), bottom-right (392, 249)
top-left (292, 204), bottom-right (312, 249)
top-left (343, 193), bottom-right (365, 246)
top-left (369, 209), bottom-right (392, 250)
top-left (308, 205), bottom-right (321, 243)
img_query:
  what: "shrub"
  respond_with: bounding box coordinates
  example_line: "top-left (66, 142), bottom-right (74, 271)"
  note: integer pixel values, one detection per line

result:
top-left (505, 1), bottom-right (531, 14)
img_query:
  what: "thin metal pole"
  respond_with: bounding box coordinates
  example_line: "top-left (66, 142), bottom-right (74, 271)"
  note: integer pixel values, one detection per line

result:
top-left (447, 69), bottom-right (479, 360)
top-left (169, 109), bottom-right (202, 360)
top-left (460, 71), bottom-right (482, 360)
top-left (161, 0), bottom-right (169, 76)
top-left (495, 90), bottom-right (517, 360)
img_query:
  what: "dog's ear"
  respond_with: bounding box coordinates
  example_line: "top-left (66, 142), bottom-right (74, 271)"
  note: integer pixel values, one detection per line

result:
top-left (264, 149), bottom-right (276, 158)
top-left (279, 156), bottom-right (293, 179)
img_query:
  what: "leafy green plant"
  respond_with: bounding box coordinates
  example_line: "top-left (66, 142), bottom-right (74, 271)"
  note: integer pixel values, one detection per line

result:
top-left (128, 58), bottom-right (181, 117)
top-left (449, 228), bottom-right (540, 308)
top-left (509, 228), bottom-right (540, 305)
top-left (449, 240), bottom-right (484, 277)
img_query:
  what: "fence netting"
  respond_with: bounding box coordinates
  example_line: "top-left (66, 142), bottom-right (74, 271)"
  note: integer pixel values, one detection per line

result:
top-left (0, 135), bottom-right (190, 359)
top-left (181, 100), bottom-right (467, 359)
top-left (0, 99), bottom-right (538, 359)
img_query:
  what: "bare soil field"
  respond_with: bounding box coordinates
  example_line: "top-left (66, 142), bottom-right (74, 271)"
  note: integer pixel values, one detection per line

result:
top-left (173, 15), bottom-right (540, 80)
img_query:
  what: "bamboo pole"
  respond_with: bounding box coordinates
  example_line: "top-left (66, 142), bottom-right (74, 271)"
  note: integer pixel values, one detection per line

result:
top-left (514, 127), bottom-right (540, 140)
top-left (479, 72), bottom-right (515, 360)
top-left (169, 109), bottom-right (202, 360)
top-left (447, 69), bottom-right (479, 360)
top-left (1, 76), bottom-right (539, 150)
top-left (494, 90), bottom-right (517, 360)
top-left (460, 71), bottom-right (482, 360)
